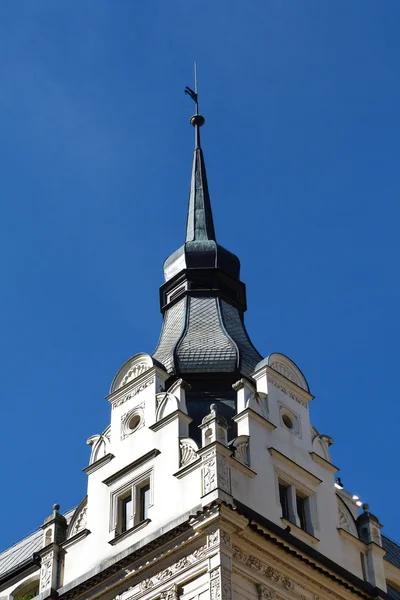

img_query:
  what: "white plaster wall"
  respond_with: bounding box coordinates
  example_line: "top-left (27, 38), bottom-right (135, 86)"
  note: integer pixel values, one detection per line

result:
top-left (62, 358), bottom-right (368, 587)
top-left (63, 378), bottom-right (202, 584)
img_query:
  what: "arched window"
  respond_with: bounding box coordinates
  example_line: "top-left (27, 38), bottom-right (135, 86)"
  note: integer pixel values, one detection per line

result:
top-left (11, 578), bottom-right (39, 600)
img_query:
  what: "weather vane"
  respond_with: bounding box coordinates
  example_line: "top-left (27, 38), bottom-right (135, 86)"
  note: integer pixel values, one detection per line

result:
top-left (185, 62), bottom-right (199, 114)
top-left (185, 63), bottom-right (205, 148)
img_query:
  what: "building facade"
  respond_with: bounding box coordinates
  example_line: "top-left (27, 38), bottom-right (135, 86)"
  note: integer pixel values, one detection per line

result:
top-left (1, 105), bottom-right (400, 600)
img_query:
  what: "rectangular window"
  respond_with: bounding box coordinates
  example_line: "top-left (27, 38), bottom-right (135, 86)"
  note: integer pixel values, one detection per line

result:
top-left (296, 495), bottom-right (307, 531)
top-left (121, 494), bottom-right (133, 532)
top-left (139, 484), bottom-right (150, 521)
top-left (114, 477), bottom-right (151, 536)
top-left (279, 484), bottom-right (290, 520)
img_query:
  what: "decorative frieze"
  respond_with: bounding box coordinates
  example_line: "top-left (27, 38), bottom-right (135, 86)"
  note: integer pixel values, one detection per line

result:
top-left (127, 545), bottom-right (207, 600)
top-left (113, 379), bottom-right (153, 409)
top-left (202, 449), bottom-right (231, 496)
top-left (270, 361), bottom-right (305, 390)
top-left (257, 584), bottom-right (276, 600)
top-left (210, 566), bottom-right (232, 600)
top-left (233, 546), bottom-right (293, 590)
top-left (39, 550), bottom-right (54, 592)
top-left (268, 378), bottom-right (308, 408)
top-left (160, 585), bottom-right (178, 600)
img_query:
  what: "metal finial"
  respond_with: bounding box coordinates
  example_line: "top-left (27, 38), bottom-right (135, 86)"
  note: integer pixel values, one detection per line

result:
top-left (185, 62), bottom-right (205, 149)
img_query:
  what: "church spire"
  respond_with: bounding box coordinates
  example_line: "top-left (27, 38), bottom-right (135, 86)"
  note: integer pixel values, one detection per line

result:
top-left (153, 73), bottom-right (262, 385)
top-left (162, 69), bottom-right (242, 283)
top-left (184, 68), bottom-right (216, 244)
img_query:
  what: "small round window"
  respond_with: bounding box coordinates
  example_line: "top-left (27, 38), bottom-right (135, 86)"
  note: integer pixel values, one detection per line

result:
top-left (128, 414), bottom-right (141, 431)
top-left (282, 413), bottom-right (294, 429)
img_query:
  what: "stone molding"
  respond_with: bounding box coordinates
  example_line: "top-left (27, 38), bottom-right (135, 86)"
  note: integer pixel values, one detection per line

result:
top-left (123, 543), bottom-right (208, 600)
top-left (110, 353), bottom-right (157, 394)
top-left (233, 545), bottom-right (293, 591)
top-left (309, 453), bottom-right (338, 474)
top-left (268, 376), bottom-right (309, 408)
top-left (102, 449), bottom-right (160, 486)
top-left (269, 448), bottom-right (322, 486)
top-left (121, 404), bottom-right (145, 440)
top-left (83, 453), bottom-right (115, 475)
top-left (269, 359), bottom-right (307, 391)
top-left (111, 377), bottom-right (153, 409)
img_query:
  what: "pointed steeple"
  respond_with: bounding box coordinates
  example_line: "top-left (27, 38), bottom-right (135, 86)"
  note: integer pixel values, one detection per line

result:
top-left (163, 81), bottom-right (240, 283)
top-left (185, 137), bottom-right (216, 243)
top-left (184, 80), bottom-right (216, 243)
top-left (153, 73), bottom-right (262, 386)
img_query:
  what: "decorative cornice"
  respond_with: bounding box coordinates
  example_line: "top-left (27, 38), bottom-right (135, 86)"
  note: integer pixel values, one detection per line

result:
top-left (310, 452), bottom-right (339, 474)
top-left (57, 516), bottom-right (197, 600)
top-left (61, 529), bottom-right (91, 550)
top-left (102, 450), bottom-right (160, 486)
top-left (229, 455), bottom-right (257, 478)
top-left (234, 499), bottom-right (379, 600)
top-left (337, 528), bottom-right (365, 551)
top-left (149, 410), bottom-right (192, 432)
top-left (109, 520), bottom-right (151, 546)
top-left (83, 453), bottom-right (114, 475)
top-left (173, 458), bottom-right (202, 479)
top-left (281, 518), bottom-right (319, 544)
top-left (269, 448), bottom-right (322, 485)
top-left (107, 366), bottom-right (168, 407)
top-left (55, 499), bottom-right (387, 600)
top-left (257, 366), bottom-right (314, 408)
top-left (233, 408), bottom-right (276, 431)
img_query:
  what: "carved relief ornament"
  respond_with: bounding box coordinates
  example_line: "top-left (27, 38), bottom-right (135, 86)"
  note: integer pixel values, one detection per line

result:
top-left (202, 449), bottom-right (231, 495)
top-left (269, 377), bottom-right (308, 408)
top-left (39, 550), bottom-right (54, 592)
top-left (128, 545), bottom-right (207, 599)
top-left (112, 379), bottom-right (152, 408)
top-left (233, 546), bottom-right (293, 590)
top-left (210, 566), bottom-right (232, 600)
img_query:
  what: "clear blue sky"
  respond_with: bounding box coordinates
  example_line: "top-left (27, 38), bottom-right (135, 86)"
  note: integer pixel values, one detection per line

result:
top-left (1, 1), bottom-right (399, 550)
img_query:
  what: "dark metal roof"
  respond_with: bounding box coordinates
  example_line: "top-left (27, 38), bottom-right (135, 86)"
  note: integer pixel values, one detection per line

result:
top-left (0, 509), bottom-right (75, 580)
top-left (153, 296), bottom-right (262, 377)
top-left (383, 534), bottom-right (400, 569)
top-left (163, 146), bottom-right (240, 283)
top-left (387, 586), bottom-right (400, 600)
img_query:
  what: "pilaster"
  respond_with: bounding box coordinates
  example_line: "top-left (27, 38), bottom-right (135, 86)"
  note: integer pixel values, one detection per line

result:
top-left (39, 504), bottom-right (67, 594)
top-left (198, 442), bottom-right (233, 506)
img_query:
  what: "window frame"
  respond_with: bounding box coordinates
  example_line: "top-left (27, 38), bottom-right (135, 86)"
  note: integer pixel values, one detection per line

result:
top-left (279, 484), bottom-right (290, 521)
top-left (277, 474), bottom-right (316, 536)
top-left (110, 468), bottom-right (153, 535)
